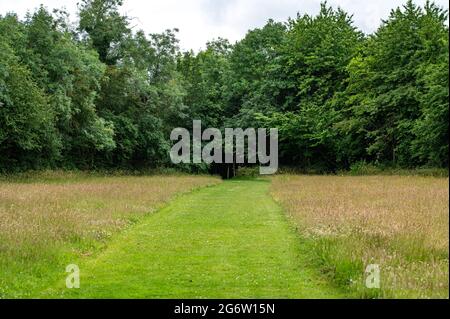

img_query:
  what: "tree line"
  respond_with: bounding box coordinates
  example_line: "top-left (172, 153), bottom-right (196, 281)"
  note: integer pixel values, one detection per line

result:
top-left (0, 0), bottom-right (448, 173)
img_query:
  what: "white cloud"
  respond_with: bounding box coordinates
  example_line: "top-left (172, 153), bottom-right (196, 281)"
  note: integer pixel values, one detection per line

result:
top-left (1, 0), bottom-right (448, 51)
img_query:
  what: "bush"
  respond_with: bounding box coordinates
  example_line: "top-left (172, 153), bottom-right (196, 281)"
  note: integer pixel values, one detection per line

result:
top-left (348, 161), bottom-right (383, 176)
top-left (346, 162), bottom-right (449, 177)
top-left (236, 166), bottom-right (260, 178)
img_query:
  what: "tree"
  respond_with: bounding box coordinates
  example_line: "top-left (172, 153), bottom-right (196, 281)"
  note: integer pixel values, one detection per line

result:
top-left (412, 2), bottom-right (449, 167)
top-left (340, 0), bottom-right (449, 167)
top-left (78, 0), bottom-right (130, 65)
top-left (262, 4), bottom-right (363, 169)
top-left (0, 25), bottom-right (59, 171)
top-left (1, 1), bottom-right (448, 172)
top-left (178, 38), bottom-right (231, 129)
top-left (22, 7), bottom-right (115, 167)
top-left (224, 20), bottom-right (287, 130)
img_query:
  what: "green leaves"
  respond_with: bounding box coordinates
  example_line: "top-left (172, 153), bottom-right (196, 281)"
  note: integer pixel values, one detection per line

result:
top-left (0, 1), bottom-right (448, 172)
top-left (340, 0), bottom-right (449, 167)
top-left (78, 0), bottom-right (130, 65)
top-left (0, 36), bottom-right (59, 171)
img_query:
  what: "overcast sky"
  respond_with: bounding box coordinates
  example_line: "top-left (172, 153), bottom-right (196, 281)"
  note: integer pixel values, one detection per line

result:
top-left (1, 0), bottom-right (448, 51)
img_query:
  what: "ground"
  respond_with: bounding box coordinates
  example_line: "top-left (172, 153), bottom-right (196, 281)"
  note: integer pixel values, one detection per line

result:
top-left (39, 179), bottom-right (342, 298)
top-left (0, 172), bottom-right (448, 299)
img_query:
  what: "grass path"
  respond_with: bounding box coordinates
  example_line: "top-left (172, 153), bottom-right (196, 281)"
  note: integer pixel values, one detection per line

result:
top-left (41, 179), bottom-right (343, 298)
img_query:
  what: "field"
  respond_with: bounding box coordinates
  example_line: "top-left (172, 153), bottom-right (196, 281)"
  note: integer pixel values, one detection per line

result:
top-left (0, 172), bottom-right (220, 298)
top-left (38, 179), bottom-right (342, 299)
top-left (271, 175), bottom-right (449, 298)
top-left (0, 172), bottom-right (448, 299)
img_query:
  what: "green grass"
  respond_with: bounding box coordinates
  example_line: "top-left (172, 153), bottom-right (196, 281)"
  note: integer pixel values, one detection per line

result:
top-left (38, 179), bottom-right (343, 299)
top-left (270, 175), bottom-right (449, 298)
top-left (0, 172), bottom-right (220, 298)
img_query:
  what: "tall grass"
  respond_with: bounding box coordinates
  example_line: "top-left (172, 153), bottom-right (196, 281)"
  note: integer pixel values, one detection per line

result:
top-left (270, 175), bottom-right (449, 298)
top-left (0, 171), bottom-right (220, 298)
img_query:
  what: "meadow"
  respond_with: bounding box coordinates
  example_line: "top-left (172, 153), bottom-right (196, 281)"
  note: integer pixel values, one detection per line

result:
top-left (0, 172), bottom-right (448, 299)
top-left (1, 0), bottom-right (448, 301)
top-left (271, 175), bottom-right (449, 298)
top-left (0, 172), bottom-right (220, 298)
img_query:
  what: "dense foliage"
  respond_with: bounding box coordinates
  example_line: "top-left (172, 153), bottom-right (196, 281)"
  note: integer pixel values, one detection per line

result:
top-left (0, 0), bottom-right (448, 172)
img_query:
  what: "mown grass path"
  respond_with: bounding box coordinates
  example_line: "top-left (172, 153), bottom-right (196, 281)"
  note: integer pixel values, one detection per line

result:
top-left (42, 179), bottom-right (342, 298)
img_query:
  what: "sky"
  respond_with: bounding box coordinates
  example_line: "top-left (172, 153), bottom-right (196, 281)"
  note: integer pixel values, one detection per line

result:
top-left (1, 0), bottom-right (448, 51)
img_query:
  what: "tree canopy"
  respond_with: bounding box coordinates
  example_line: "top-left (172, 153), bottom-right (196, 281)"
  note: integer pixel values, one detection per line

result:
top-left (1, 0), bottom-right (448, 172)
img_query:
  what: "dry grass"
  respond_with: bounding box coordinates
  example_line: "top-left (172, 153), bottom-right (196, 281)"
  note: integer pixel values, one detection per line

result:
top-left (270, 175), bottom-right (449, 299)
top-left (0, 172), bottom-right (220, 297)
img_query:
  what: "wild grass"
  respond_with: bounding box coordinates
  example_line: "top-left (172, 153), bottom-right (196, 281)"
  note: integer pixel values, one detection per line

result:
top-left (40, 179), bottom-right (342, 299)
top-left (0, 171), bottom-right (220, 298)
top-left (270, 175), bottom-right (449, 298)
